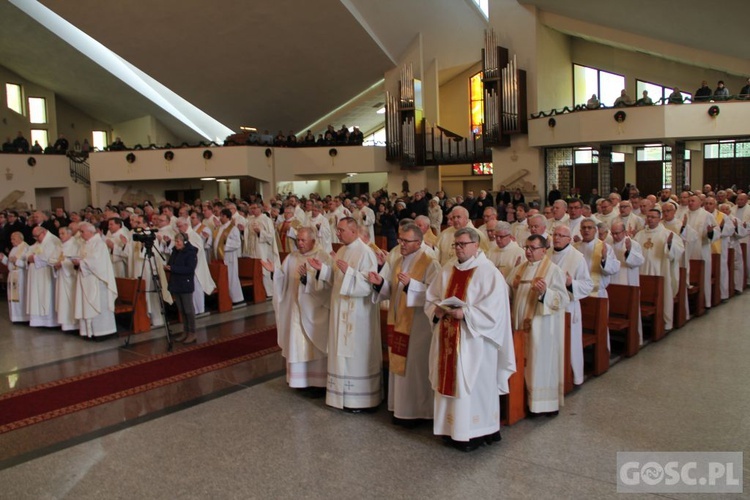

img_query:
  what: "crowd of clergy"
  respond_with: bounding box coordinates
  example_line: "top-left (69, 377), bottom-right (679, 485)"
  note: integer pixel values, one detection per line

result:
top-left (2, 182), bottom-right (747, 451)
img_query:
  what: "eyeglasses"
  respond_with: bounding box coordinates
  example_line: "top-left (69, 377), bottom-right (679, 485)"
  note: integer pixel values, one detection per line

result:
top-left (452, 241), bottom-right (477, 249)
top-left (552, 233), bottom-right (570, 238)
top-left (523, 245), bottom-right (545, 251)
top-left (495, 234), bottom-right (511, 239)
top-left (397, 238), bottom-right (420, 244)
top-left (610, 230), bottom-right (625, 236)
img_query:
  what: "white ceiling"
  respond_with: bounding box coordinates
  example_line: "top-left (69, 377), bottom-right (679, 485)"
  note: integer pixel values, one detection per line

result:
top-left (519, 0), bottom-right (750, 63)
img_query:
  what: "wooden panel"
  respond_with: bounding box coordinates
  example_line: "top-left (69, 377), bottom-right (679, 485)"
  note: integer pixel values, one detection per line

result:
top-left (711, 253), bottom-right (720, 307)
top-left (501, 329), bottom-right (526, 426)
top-left (640, 275), bottom-right (665, 341)
top-left (688, 259), bottom-right (705, 317)
top-left (564, 312), bottom-right (573, 395)
top-left (728, 248), bottom-right (735, 298)
top-left (673, 267), bottom-right (688, 329)
top-left (636, 160), bottom-right (664, 198)
top-left (580, 296), bottom-right (609, 376)
top-left (114, 277), bottom-right (150, 334)
top-left (607, 284), bottom-right (640, 357)
top-left (208, 261), bottom-right (232, 313)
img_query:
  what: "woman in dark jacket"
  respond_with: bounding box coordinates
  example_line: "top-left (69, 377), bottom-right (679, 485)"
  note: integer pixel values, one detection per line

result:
top-left (165, 233), bottom-right (198, 344)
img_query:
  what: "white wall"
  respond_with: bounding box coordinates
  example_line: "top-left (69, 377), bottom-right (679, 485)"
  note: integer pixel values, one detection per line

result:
top-left (0, 154), bottom-right (90, 210)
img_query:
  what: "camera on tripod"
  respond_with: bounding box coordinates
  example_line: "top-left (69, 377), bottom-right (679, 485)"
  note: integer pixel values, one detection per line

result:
top-left (132, 227), bottom-right (157, 247)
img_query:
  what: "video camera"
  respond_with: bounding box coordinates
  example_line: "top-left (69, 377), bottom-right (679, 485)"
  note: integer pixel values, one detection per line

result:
top-left (132, 227), bottom-right (157, 246)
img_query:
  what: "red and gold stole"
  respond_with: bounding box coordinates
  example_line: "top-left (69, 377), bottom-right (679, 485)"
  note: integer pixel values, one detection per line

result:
top-left (436, 265), bottom-right (475, 397)
top-left (511, 256), bottom-right (552, 331)
top-left (387, 252), bottom-right (432, 376)
top-left (212, 222), bottom-right (235, 262)
top-left (278, 220), bottom-right (291, 252)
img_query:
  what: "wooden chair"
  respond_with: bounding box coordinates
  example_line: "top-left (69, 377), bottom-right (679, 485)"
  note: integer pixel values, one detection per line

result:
top-left (114, 277), bottom-right (150, 334)
top-left (728, 248), bottom-right (735, 298)
top-left (688, 259), bottom-right (705, 318)
top-left (640, 275), bottom-right (665, 341)
top-left (607, 284), bottom-right (640, 357)
top-left (208, 261), bottom-right (232, 312)
top-left (564, 312), bottom-right (573, 395)
top-left (0, 261), bottom-right (7, 293)
top-left (742, 242), bottom-right (748, 290)
top-left (501, 329), bottom-right (526, 426)
top-left (238, 257), bottom-right (267, 303)
top-left (673, 267), bottom-right (688, 329)
top-left (580, 296), bottom-right (609, 376)
top-left (375, 236), bottom-right (388, 252)
top-left (711, 253), bottom-right (721, 307)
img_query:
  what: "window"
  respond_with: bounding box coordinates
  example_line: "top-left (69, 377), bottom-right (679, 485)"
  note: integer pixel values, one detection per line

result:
top-left (573, 65), bottom-right (624, 107)
top-left (636, 145), bottom-right (674, 189)
top-left (6, 83), bottom-right (22, 114)
top-left (92, 131), bottom-right (108, 151)
top-left (705, 140), bottom-right (750, 159)
top-left (636, 80), bottom-right (692, 104)
top-left (362, 128), bottom-right (385, 147)
top-left (28, 97), bottom-right (47, 124)
top-left (469, 0), bottom-right (488, 18)
top-left (469, 71), bottom-right (484, 135)
top-left (472, 162), bottom-right (493, 175)
top-left (30, 129), bottom-right (48, 149)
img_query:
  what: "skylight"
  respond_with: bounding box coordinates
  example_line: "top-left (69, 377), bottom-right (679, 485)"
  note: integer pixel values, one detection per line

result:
top-left (9, 0), bottom-right (234, 142)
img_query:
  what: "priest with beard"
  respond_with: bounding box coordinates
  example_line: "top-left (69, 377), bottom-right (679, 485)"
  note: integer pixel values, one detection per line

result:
top-left (73, 222), bottom-right (118, 338)
top-left (425, 227), bottom-right (515, 452)
top-left (262, 227), bottom-right (332, 393)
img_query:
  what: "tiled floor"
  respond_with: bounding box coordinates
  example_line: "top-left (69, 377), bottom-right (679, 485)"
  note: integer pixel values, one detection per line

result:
top-left (0, 292), bottom-right (748, 498)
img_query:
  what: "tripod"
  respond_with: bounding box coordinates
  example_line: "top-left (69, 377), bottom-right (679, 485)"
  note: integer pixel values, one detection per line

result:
top-left (124, 240), bottom-right (174, 350)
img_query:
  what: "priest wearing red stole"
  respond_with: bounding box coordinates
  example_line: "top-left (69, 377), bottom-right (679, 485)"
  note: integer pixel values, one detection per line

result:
top-left (425, 227), bottom-right (515, 452)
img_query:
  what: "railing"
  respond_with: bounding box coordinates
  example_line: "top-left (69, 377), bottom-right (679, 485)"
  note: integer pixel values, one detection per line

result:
top-left (530, 94), bottom-right (750, 119)
top-left (67, 153), bottom-right (90, 186)
top-left (423, 124), bottom-right (492, 165)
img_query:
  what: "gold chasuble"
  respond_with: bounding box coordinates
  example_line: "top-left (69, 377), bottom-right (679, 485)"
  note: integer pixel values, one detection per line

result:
top-left (437, 266), bottom-right (476, 397)
top-left (576, 239), bottom-right (604, 296)
top-left (386, 252), bottom-right (433, 376)
top-left (511, 256), bottom-right (553, 331)
top-left (212, 223), bottom-right (235, 261)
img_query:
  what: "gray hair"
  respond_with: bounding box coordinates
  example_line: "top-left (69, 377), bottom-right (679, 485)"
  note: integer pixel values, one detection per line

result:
top-left (455, 227), bottom-right (479, 242)
top-left (495, 221), bottom-right (512, 233)
top-left (400, 223), bottom-right (423, 243)
top-left (297, 226), bottom-right (316, 240)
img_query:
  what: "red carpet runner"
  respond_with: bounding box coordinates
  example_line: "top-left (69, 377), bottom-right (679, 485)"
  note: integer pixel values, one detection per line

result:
top-left (0, 326), bottom-right (279, 434)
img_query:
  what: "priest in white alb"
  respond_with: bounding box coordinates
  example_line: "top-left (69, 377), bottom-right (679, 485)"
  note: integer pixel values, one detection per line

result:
top-left (1, 232), bottom-right (30, 323)
top-left (507, 234), bottom-right (569, 415)
top-left (245, 202), bottom-right (280, 296)
top-left (434, 206), bottom-right (488, 266)
top-left (54, 226), bottom-right (81, 331)
top-left (487, 221), bottom-right (525, 278)
top-left (369, 222), bottom-right (440, 425)
top-left (262, 227), bottom-right (332, 392)
top-left (212, 208), bottom-right (244, 304)
top-left (548, 226), bottom-right (593, 386)
top-left (686, 193), bottom-right (718, 308)
top-left (26, 226), bottom-right (62, 327)
top-left (424, 227), bottom-right (514, 451)
top-left (310, 217), bottom-right (382, 411)
top-left (176, 217), bottom-right (216, 315)
top-left (634, 208), bottom-right (684, 332)
top-left (73, 222), bottom-right (119, 338)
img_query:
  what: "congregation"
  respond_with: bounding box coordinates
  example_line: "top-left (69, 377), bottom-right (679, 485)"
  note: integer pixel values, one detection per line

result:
top-left (1, 180), bottom-right (748, 452)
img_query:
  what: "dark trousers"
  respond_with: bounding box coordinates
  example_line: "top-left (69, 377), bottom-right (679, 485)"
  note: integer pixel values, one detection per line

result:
top-left (173, 293), bottom-right (196, 334)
